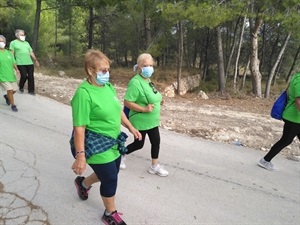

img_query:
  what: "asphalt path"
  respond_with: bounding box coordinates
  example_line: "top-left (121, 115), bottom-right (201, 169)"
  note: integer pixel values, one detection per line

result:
top-left (0, 92), bottom-right (299, 225)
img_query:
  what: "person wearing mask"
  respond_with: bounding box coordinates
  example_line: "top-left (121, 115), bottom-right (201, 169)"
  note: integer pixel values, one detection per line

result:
top-left (70, 49), bottom-right (141, 225)
top-left (9, 29), bottom-right (40, 95)
top-left (121, 53), bottom-right (169, 177)
top-left (259, 72), bottom-right (300, 171)
top-left (0, 35), bottom-right (20, 112)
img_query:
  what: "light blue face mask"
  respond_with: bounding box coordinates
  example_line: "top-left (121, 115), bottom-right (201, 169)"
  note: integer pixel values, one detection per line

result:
top-left (141, 66), bottom-right (154, 78)
top-left (96, 71), bottom-right (110, 85)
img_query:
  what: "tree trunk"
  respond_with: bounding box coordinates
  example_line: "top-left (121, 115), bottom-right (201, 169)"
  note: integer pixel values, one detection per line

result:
top-left (233, 15), bottom-right (246, 93)
top-left (202, 28), bottom-right (211, 81)
top-left (216, 26), bottom-right (226, 93)
top-left (250, 16), bottom-right (262, 98)
top-left (144, 6), bottom-right (151, 49)
top-left (286, 45), bottom-right (300, 82)
top-left (68, 7), bottom-right (72, 57)
top-left (225, 17), bottom-right (241, 79)
top-left (265, 32), bottom-right (291, 98)
top-left (32, 0), bottom-right (42, 52)
top-left (240, 59), bottom-right (250, 91)
top-left (87, 6), bottom-right (94, 49)
top-left (177, 21), bottom-right (183, 95)
top-left (54, 0), bottom-right (58, 56)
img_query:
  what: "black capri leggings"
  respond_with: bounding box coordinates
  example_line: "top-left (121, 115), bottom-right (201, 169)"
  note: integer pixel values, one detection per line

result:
top-left (89, 156), bottom-right (121, 198)
top-left (126, 126), bottom-right (160, 159)
top-left (264, 119), bottom-right (300, 162)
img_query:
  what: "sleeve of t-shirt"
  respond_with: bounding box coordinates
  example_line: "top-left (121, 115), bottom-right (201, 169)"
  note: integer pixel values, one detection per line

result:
top-left (9, 51), bottom-right (16, 64)
top-left (71, 87), bottom-right (91, 126)
top-left (9, 41), bottom-right (15, 51)
top-left (28, 42), bottom-right (33, 52)
top-left (124, 79), bottom-right (141, 102)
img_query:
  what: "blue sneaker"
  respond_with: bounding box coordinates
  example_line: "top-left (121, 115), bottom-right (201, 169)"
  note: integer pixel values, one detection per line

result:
top-left (11, 105), bottom-right (18, 112)
top-left (3, 95), bottom-right (10, 105)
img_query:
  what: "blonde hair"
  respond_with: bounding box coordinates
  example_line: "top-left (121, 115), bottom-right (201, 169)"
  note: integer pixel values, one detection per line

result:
top-left (137, 53), bottom-right (153, 68)
top-left (84, 49), bottom-right (110, 76)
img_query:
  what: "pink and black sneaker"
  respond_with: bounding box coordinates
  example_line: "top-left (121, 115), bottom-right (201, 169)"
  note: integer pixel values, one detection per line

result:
top-left (101, 210), bottom-right (127, 225)
top-left (74, 176), bottom-right (91, 200)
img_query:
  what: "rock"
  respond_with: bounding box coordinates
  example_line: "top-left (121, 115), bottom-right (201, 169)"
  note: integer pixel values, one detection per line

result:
top-left (58, 71), bottom-right (65, 77)
top-left (198, 90), bottom-right (209, 99)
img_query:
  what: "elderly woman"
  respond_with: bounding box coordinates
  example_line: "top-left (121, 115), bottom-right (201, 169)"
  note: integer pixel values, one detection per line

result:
top-left (70, 49), bottom-right (141, 225)
top-left (0, 35), bottom-right (20, 112)
top-left (121, 53), bottom-right (169, 177)
top-left (9, 29), bottom-right (40, 95)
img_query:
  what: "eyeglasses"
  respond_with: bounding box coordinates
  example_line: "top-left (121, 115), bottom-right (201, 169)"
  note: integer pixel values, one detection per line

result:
top-left (149, 82), bottom-right (157, 94)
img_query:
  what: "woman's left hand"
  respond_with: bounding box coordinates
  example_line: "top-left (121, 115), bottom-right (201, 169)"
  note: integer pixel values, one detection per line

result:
top-left (35, 60), bottom-right (40, 67)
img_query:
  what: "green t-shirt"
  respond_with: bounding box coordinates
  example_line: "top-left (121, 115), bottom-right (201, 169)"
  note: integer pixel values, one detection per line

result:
top-left (9, 39), bottom-right (33, 65)
top-left (71, 80), bottom-right (122, 164)
top-left (283, 73), bottom-right (300, 123)
top-left (124, 74), bottom-right (162, 130)
top-left (0, 50), bottom-right (17, 82)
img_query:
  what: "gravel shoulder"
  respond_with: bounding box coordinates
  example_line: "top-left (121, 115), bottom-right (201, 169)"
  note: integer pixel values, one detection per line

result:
top-left (34, 73), bottom-right (300, 161)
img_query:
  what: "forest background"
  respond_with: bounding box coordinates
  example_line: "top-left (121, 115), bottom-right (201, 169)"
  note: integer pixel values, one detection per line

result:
top-left (0, 0), bottom-right (299, 97)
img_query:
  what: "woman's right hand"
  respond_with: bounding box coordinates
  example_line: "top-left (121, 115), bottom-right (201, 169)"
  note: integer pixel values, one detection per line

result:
top-left (71, 156), bottom-right (86, 175)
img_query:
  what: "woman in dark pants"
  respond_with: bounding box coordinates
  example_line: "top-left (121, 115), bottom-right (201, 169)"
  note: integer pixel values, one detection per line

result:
top-left (9, 29), bottom-right (40, 95)
top-left (259, 73), bottom-right (300, 171)
top-left (122, 53), bottom-right (169, 177)
top-left (71, 49), bottom-right (141, 225)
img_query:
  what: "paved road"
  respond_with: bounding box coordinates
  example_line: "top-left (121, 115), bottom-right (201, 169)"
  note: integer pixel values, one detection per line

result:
top-left (0, 92), bottom-right (299, 225)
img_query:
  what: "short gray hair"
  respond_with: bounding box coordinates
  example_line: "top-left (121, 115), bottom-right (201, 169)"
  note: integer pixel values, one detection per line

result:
top-left (0, 35), bottom-right (6, 42)
top-left (15, 29), bottom-right (25, 37)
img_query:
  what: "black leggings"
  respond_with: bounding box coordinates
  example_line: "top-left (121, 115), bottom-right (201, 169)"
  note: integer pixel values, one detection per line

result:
top-left (18, 64), bottom-right (35, 92)
top-left (126, 126), bottom-right (160, 159)
top-left (89, 156), bottom-right (121, 198)
top-left (264, 119), bottom-right (300, 162)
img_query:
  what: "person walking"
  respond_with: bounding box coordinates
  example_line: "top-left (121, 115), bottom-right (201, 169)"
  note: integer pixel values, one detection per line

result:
top-left (259, 72), bottom-right (300, 171)
top-left (70, 49), bottom-right (141, 225)
top-left (9, 29), bottom-right (40, 95)
top-left (0, 35), bottom-right (20, 112)
top-left (121, 53), bottom-right (169, 177)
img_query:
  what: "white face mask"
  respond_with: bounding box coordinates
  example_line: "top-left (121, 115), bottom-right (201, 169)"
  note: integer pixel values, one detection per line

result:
top-left (19, 35), bottom-right (26, 41)
top-left (0, 42), bottom-right (5, 49)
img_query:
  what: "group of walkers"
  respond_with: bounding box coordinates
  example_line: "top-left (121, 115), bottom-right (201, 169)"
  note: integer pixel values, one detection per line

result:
top-left (70, 50), bottom-right (169, 225)
top-left (69, 49), bottom-right (299, 225)
top-left (0, 29), bottom-right (39, 112)
top-left (1, 29), bottom-right (298, 225)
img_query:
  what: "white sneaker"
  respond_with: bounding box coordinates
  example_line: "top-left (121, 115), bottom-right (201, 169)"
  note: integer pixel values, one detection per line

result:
top-left (258, 158), bottom-right (276, 171)
top-left (120, 156), bottom-right (126, 170)
top-left (148, 164), bottom-right (169, 177)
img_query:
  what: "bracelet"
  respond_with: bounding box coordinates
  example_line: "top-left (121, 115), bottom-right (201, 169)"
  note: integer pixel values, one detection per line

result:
top-left (76, 151), bottom-right (85, 155)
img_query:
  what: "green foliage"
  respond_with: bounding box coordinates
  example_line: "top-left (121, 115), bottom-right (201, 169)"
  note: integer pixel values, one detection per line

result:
top-left (0, 0), bottom-right (298, 98)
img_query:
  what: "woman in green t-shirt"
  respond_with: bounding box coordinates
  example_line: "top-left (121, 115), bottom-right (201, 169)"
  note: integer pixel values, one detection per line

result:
top-left (0, 35), bottom-right (20, 112)
top-left (70, 50), bottom-right (141, 225)
top-left (259, 73), bottom-right (300, 171)
top-left (122, 53), bottom-right (169, 177)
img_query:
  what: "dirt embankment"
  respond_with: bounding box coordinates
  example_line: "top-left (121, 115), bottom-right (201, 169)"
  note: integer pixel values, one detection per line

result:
top-left (34, 73), bottom-right (300, 161)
